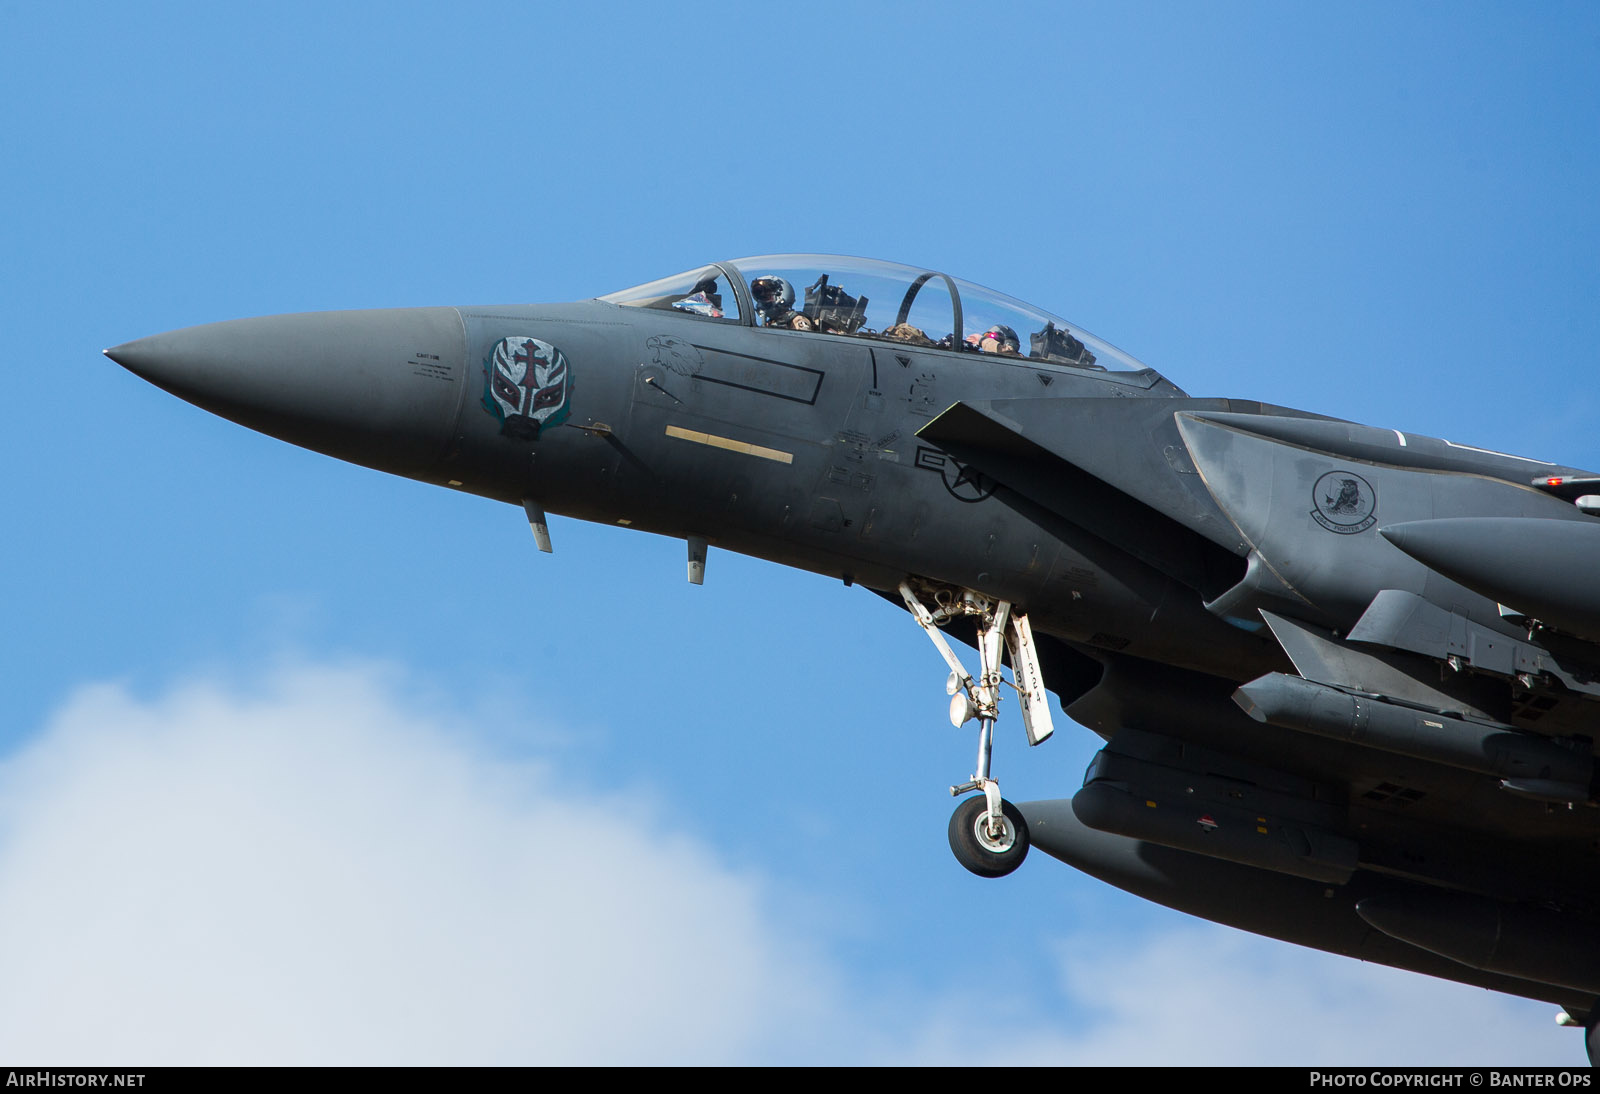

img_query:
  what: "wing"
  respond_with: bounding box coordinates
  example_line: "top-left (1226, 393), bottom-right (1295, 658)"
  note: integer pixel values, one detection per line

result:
top-left (919, 396), bottom-right (1600, 1017)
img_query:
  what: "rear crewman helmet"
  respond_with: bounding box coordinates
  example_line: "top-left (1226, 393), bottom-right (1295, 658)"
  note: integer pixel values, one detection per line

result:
top-left (987, 325), bottom-right (1020, 352)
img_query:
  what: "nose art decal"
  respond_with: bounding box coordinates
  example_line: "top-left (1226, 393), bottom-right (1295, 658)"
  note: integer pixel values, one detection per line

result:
top-left (481, 336), bottom-right (572, 440)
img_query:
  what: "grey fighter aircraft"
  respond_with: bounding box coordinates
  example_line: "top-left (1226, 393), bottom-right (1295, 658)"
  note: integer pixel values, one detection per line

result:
top-left (108, 255), bottom-right (1600, 1060)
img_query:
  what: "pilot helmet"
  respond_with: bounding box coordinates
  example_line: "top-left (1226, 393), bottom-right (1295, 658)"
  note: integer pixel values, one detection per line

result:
top-left (981, 324), bottom-right (1020, 353)
top-left (750, 276), bottom-right (795, 317)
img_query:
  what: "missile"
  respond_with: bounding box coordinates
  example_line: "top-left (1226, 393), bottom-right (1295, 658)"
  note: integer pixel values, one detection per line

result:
top-left (1234, 672), bottom-right (1595, 800)
top-left (1380, 517), bottom-right (1600, 642)
top-left (1357, 891), bottom-right (1600, 995)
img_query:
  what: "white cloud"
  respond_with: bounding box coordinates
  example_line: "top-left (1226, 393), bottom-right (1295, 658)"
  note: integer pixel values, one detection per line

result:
top-left (0, 664), bottom-right (831, 1065)
top-left (884, 929), bottom-right (1579, 1066)
top-left (0, 663), bottom-right (1585, 1066)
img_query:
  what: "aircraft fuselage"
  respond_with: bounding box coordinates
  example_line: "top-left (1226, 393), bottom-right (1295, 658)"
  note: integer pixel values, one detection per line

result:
top-left (107, 255), bottom-right (1600, 1050)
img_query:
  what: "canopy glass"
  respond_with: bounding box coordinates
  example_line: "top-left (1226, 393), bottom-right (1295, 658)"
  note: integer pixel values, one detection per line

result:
top-left (602, 254), bottom-right (1152, 374)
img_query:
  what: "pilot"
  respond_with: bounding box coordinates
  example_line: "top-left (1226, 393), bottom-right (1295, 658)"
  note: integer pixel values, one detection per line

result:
top-left (966, 324), bottom-right (1021, 355)
top-left (672, 276), bottom-right (725, 318)
top-left (750, 276), bottom-right (814, 331)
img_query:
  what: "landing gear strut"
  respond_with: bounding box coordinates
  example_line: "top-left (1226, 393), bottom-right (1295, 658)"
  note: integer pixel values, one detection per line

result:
top-left (899, 580), bottom-right (1054, 879)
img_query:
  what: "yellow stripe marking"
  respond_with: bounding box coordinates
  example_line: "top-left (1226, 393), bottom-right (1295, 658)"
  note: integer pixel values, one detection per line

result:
top-left (664, 425), bottom-right (794, 464)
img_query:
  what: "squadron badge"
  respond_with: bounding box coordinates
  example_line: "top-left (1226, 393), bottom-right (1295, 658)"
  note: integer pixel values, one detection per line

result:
top-left (481, 336), bottom-right (571, 440)
top-left (1310, 470), bottom-right (1377, 534)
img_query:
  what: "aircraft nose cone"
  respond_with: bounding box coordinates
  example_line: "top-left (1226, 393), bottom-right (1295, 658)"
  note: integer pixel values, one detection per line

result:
top-left (104, 337), bottom-right (181, 383)
top-left (107, 307), bottom-right (467, 476)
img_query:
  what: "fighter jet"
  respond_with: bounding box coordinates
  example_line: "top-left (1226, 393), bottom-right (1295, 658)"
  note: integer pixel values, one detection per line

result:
top-left (107, 254), bottom-right (1600, 1061)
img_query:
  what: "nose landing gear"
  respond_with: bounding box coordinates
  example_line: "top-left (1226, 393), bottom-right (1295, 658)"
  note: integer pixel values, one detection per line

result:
top-left (898, 580), bottom-right (1054, 879)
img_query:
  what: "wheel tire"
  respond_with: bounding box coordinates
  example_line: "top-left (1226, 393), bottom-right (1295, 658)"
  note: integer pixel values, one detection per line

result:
top-left (948, 796), bottom-right (1030, 878)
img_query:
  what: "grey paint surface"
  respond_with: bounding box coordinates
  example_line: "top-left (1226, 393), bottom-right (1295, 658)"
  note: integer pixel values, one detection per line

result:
top-left (106, 254), bottom-right (1600, 1046)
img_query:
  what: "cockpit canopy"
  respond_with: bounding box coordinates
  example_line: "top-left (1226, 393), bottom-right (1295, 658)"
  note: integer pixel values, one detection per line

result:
top-left (600, 254), bottom-right (1154, 374)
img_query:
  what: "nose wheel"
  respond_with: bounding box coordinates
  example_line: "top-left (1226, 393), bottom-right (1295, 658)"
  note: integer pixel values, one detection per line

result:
top-left (899, 580), bottom-right (1053, 879)
top-left (948, 795), bottom-right (1029, 878)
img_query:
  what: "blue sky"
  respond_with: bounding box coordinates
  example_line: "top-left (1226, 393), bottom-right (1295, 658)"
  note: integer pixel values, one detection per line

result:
top-left (3, 1), bottom-right (1598, 1065)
